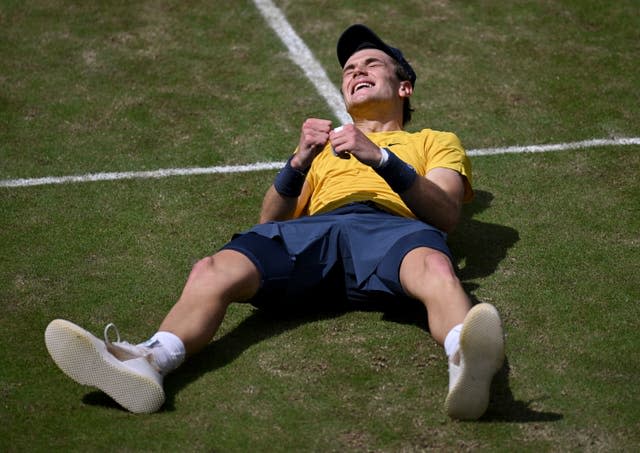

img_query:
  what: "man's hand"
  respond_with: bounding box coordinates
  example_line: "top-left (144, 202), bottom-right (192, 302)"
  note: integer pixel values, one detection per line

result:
top-left (329, 124), bottom-right (382, 167)
top-left (291, 118), bottom-right (333, 171)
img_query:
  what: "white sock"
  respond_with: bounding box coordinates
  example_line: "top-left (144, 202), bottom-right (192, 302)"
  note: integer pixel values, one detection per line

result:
top-left (444, 324), bottom-right (463, 360)
top-left (140, 331), bottom-right (186, 376)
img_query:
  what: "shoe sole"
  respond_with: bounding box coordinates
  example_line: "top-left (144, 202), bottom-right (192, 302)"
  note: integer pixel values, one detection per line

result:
top-left (44, 319), bottom-right (165, 414)
top-left (444, 303), bottom-right (504, 420)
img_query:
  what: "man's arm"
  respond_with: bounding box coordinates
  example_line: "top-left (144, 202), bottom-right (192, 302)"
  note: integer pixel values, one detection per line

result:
top-left (330, 124), bottom-right (465, 232)
top-left (399, 168), bottom-right (465, 233)
top-left (259, 118), bottom-right (332, 223)
top-left (259, 182), bottom-right (309, 223)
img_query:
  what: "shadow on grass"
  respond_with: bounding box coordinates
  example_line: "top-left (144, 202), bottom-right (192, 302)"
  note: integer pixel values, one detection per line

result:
top-left (483, 357), bottom-right (563, 422)
top-left (82, 391), bottom-right (125, 411)
top-left (449, 190), bottom-right (520, 285)
top-left (163, 308), bottom-right (563, 423)
top-left (163, 302), bottom-right (349, 408)
top-left (86, 190), bottom-right (557, 422)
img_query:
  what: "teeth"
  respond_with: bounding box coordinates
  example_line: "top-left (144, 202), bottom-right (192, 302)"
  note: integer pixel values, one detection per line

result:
top-left (355, 83), bottom-right (373, 92)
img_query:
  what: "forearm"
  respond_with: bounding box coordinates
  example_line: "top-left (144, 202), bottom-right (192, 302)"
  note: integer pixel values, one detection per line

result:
top-left (399, 177), bottom-right (461, 233)
top-left (374, 149), bottom-right (462, 233)
top-left (259, 185), bottom-right (299, 223)
top-left (259, 156), bottom-right (310, 223)
top-left (259, 118), bottom-right (330, 223)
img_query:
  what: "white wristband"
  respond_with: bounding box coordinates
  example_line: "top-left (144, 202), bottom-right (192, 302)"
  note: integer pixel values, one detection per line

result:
top-left (331, 125), bottom-right (344, 156)
top-left (377, 147), bottom-right (390, 168)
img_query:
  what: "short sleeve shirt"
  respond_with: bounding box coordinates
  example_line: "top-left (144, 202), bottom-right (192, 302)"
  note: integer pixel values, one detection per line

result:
top-left (297, 128), bottom-right (473, 219)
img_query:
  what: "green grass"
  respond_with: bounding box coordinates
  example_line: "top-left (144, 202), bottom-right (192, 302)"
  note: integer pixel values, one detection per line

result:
top-left (1, 0), bottom-right (639, 451)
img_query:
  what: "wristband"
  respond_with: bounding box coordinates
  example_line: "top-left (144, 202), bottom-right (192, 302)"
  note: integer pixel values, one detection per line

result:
top-left (273, 156), bottom-right (308, 197)
top-left (374, 148), bottom-right (417, 193)
top-left (377, 147), bottom-right (389, 168)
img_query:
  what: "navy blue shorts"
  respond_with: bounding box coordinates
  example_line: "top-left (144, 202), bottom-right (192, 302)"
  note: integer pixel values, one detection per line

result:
top-left (221, 202), bottom-right (451, 307)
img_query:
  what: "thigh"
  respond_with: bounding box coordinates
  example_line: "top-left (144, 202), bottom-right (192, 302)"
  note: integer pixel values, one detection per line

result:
top-left (368, 229), bottom-right (453, 297)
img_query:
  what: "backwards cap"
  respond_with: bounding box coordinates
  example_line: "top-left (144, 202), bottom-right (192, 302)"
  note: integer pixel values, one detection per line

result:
top-left (337, 24), bottom-right (416, 86)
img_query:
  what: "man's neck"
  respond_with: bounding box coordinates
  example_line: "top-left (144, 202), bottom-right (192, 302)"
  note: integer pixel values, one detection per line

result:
top-left (352, 118), bottom-right (404, 133)
top-left (347, 101), bottom-right (404, 133)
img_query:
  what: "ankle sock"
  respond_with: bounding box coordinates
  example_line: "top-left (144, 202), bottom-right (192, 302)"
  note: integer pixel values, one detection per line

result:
top-left (140, 331), bottom-right (186, 375)
top-left (444, 324), bottom-right (463, 360)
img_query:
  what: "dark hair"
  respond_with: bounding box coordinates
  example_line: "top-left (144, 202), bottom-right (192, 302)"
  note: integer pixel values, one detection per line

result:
top-left (393, 61), bottom-right (414, 126)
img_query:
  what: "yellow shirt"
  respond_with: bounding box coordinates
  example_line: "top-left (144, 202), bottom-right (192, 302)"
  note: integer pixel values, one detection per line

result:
top-left (295, 129), bottom-right (473, 219)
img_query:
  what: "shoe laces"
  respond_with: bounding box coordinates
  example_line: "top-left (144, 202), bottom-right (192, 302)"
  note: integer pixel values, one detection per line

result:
top-left (104, 323), bottom-right (152, 362)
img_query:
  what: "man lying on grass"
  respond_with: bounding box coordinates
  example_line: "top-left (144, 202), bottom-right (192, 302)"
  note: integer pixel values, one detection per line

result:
top-left (45, 24), bottom-right (505, 420)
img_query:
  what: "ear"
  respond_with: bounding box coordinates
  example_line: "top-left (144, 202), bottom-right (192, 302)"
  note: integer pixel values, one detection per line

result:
top-left (398, 80), bottom-right (413, 98)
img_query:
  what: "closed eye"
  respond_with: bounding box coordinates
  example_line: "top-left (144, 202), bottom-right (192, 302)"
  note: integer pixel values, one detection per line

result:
top-left (343, 57), bottom-right (386, 78)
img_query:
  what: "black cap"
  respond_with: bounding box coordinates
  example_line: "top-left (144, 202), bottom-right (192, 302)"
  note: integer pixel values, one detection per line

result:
top-left (337, 24), bottom-right (416, 86)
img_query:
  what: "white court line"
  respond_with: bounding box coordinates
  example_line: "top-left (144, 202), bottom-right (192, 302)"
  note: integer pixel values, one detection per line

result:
top-left (468, 137), bottom-right (640, 156)
top-left (251, 0), bottom-right (351, 125)
top-left (0, 162), bottom-right (285, 188)
top-left (1, 138), bottom-right (638, 188)
top-left (1, 3), bottom-right (638, 189)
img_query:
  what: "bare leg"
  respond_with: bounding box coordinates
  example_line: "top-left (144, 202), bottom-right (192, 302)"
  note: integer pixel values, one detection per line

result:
top-left (399, 247), bottom-right (471, 344)
top-left (400, 247), bottom-right (505, 420)
top-left (158, 249), bottom-right (261, 355)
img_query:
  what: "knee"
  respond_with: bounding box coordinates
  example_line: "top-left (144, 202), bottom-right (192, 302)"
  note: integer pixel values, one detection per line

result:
top-left (183, 256), bottom-right (221, 291)
top-left (189, 253), bottom-right (248, 283)
top-left (401, 249), bottom-right (461, 298)
top-left (422, 252), bottom-right (459, 286)
top-left (187, 250), bottom-right (261, 301)
top-left (189, 256), bottom-right (217, 280)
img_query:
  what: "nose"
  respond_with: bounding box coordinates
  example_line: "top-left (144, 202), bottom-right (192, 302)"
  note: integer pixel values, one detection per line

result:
top-left (351, 62), bottom-right (368, 78)
top-left (355, 64), bottom-right (368, 76)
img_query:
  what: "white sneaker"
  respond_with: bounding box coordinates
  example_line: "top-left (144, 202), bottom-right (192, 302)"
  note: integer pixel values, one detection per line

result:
top-left (44, 319), bottom-right (165, 414)
top-left (445, 303), bottom-right (505, 420)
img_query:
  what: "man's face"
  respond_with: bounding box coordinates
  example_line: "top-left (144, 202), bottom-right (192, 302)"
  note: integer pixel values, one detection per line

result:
top-left (341, 48), bottom-right (407, 112)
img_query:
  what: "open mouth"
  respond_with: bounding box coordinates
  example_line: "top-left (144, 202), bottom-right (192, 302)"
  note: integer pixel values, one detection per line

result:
top-left (353, 82), bottom-right (374, 94)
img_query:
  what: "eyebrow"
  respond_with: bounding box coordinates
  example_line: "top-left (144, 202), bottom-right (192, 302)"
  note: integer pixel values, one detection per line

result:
top-left (343, 56), bottom-right (387, 73)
